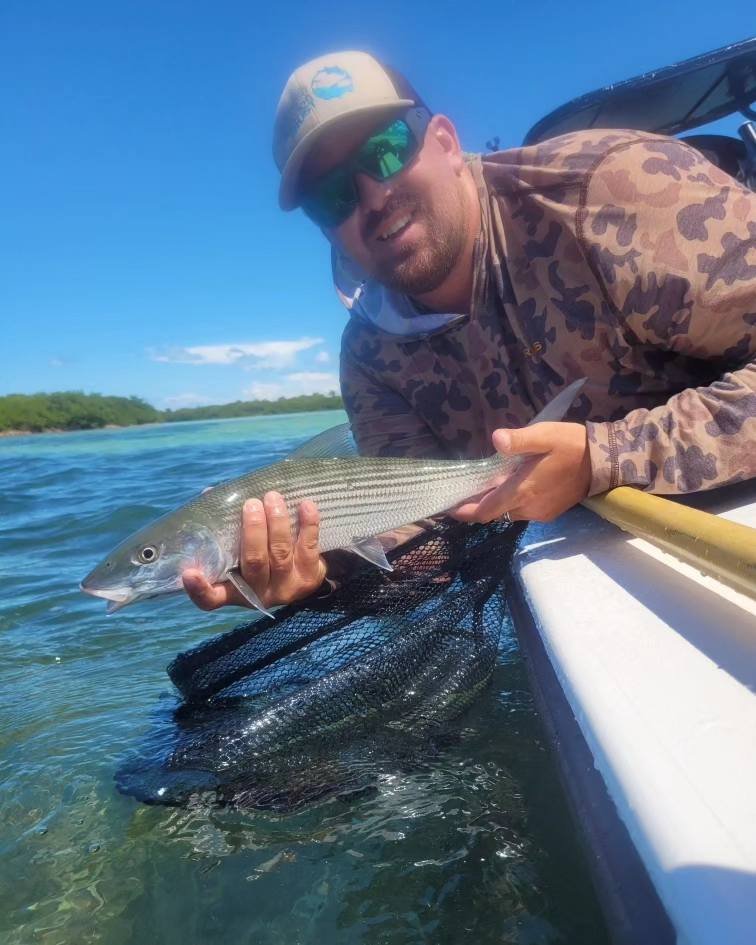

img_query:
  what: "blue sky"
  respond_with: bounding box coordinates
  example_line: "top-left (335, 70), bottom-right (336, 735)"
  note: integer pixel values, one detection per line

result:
top-left (1, 1), bottom-right (752, 408)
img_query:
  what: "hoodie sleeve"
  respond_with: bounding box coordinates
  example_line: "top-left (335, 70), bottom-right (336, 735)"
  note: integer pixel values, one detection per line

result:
top-left (339, 326), bottom-right (449, 459)
top-left (581, 137), bottom-right (756, 495)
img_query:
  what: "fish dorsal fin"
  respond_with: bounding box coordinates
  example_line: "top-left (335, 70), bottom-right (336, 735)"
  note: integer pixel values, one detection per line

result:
top-left (226, 569), bottom-right (275, 619)
top-left (350, 537), bottom-right (393, 572)
top-left (528, 378), bottom-right (587, 424)
top-left (286, 423), bottom-right (359, 461)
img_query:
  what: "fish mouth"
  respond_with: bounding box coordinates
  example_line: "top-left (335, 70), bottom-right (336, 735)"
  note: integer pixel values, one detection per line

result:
top-left (80, 582), bottom-right (135, 613)
top-left (80, 575), bottom-right (186, 613)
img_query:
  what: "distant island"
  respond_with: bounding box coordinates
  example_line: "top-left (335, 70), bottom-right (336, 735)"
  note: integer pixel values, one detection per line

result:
top-left (0, 391), bottom-right (345, 435)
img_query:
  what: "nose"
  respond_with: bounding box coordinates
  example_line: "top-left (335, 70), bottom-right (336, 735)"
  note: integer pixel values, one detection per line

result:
top-left (353, 171), bottom-right (393, 215)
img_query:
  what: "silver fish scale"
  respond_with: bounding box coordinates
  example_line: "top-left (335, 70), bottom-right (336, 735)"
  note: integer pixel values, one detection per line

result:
top-left (179, 453), bottom-right (510, 557)
top-left (83, 379), bottom-right (583, 609)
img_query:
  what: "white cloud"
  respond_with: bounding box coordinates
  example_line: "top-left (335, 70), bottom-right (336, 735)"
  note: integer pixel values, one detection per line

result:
top-left (243, 382), bottom-right (287, 401)
top-left (287, 372), bottom-right (340, 390)
top-left (161, 392), bottom-right (215, 409)
top-left (149, 337), bottom-right (324, 369)
top-left (315, 350), bottom-right (330, 363)
top-left (242, 371), bottom-right (340, 401)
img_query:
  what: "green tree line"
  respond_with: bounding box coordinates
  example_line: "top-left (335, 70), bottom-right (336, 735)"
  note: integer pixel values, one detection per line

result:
top-left (0, 391), bottom-right (344, 433)
top-left (165, 392), bottom-right (343, 421)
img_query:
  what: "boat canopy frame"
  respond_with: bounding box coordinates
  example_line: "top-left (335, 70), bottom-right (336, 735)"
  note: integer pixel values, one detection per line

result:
top-left (524, 36), bottom-right (756, 145)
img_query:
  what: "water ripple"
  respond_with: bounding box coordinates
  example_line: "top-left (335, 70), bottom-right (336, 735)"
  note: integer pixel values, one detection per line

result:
top-left (0, 415), bottom-right (607, 945)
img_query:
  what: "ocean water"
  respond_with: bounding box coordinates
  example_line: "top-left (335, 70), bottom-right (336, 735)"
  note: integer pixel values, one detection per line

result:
top-left (0, 412), bottom-right (608, 945)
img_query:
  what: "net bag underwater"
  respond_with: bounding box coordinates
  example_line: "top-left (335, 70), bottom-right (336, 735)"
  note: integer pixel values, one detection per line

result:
top-left (116, 517), bottom-right (525, 811)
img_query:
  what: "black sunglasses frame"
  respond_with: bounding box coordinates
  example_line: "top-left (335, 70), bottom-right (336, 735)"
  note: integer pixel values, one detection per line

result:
top-left (300, 107), bottom-right (432, 229)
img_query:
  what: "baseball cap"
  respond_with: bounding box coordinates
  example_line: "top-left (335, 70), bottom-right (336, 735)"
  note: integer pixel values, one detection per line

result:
top-left (273, 51), bottom-right (424, 210)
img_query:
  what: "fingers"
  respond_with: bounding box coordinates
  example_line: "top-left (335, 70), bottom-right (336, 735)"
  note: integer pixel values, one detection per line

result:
top-left (451, 461), bottom-right (533, 523)
top-left (468, 478), bottom-right (524, 523)
top-left (182, 569), bottom-right (243, 611)
top-left (264, 492), bottom-right (294, 579)
top-left (450, 497), bottom-right (524, 524)
top-left (240, 498), bottom-right (270, 588)
top-left (185, 494), bottom-right (325, 613)
top-left (293, 499), bottom-right (325, 581)
top-left (493, 422), bottom-right (557, 457)
top-left (448, 505), bottom-right (524, 524)
top-left (241, 493), bottom-right (325, 600)
top-left (447, 485), bottom-right (497, 522)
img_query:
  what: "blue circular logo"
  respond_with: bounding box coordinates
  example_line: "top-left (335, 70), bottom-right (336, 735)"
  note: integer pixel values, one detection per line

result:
top-left (311, 66), bottom-right (354, 100)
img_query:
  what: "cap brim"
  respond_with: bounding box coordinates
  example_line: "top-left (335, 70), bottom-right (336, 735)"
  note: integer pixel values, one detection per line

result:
top-left (278, 99), bottom-right (414, 211)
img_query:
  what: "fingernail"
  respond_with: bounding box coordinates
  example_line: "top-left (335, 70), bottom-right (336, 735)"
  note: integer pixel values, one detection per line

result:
top-left (244, 498), bottom-right (264, 518)
top-left (264, 492), bottom-right (286, 515)
top-left (494, 430), bottom-right (511, 452)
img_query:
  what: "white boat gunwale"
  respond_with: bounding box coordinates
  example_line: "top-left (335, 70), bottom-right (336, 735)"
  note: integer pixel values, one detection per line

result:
top-left (508, 479), bottom-right (756, 945)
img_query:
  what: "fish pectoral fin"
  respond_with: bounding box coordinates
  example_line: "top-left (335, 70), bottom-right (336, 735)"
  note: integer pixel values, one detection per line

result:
top-left (349, 537), bottom-right (393, 572)
top-left (225, 570), bottom-right (275, 619)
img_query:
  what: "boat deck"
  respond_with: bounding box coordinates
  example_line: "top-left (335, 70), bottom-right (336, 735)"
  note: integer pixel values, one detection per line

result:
top-left (510, 481), bottom-right (756, 945)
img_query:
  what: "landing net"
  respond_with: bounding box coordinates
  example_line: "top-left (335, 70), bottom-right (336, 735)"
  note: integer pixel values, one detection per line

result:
top-left (116, 518), bottom-right (524, 810)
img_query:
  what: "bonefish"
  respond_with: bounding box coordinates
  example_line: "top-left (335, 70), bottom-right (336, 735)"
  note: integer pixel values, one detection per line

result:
top-left (81, 379), bottom-right (585, 616)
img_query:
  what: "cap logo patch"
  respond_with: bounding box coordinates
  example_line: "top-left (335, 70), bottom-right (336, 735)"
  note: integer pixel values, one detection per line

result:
top-left (311, 66), bottom-right (354, 100)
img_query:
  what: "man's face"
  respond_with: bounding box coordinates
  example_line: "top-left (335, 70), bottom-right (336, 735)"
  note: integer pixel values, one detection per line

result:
top-left (300, 114), bottom-right (471, 298)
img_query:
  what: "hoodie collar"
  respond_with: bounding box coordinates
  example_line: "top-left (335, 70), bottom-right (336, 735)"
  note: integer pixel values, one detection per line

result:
top-left (331, 155), bottom-right (490, 341)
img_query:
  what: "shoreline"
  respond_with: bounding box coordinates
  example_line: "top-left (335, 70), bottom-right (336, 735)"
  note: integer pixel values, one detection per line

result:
top-left (0, 424), bottom-right (125, 438)
top-left (0, 409), bottom-right (346, 438)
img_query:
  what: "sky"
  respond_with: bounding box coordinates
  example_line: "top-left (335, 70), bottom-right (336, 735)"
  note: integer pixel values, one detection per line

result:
top-left (1, 1), bottom-right (753, 409)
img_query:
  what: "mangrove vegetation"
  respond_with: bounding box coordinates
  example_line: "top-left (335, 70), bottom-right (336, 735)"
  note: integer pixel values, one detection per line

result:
top-left (0, 391), bottom-right (344, 434)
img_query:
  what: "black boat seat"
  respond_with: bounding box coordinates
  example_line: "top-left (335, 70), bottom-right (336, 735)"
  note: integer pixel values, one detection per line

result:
top-left (680, 133), bottom-right (747, 181)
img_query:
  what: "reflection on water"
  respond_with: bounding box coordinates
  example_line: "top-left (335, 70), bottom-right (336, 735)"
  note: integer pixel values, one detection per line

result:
top-left (0, 413), bottom-right (608, 944)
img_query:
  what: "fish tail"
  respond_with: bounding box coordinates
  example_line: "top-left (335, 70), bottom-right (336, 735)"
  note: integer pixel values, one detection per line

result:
top-left (477, 377), bottom-right (587, 476)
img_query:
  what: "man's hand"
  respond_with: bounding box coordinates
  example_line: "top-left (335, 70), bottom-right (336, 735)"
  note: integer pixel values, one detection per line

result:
top-left (182, 492), bottom-right (327, 611)
top-left (451, 422), bottom-right (592, 524)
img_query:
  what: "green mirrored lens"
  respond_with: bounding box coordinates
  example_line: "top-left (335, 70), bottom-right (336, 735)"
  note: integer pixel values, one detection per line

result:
top-left (300, 117), bottom-right (422, 228)
top-left (357, 119), bottom-right (415, 180)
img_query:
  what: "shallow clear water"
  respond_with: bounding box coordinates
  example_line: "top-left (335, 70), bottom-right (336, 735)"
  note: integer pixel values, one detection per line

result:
top-left (0, 413), bottom-right (608, 944)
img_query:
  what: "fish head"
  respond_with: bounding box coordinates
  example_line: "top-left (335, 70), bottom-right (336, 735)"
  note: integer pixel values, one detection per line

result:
top-left (80, 516), bottom-right (227, 613)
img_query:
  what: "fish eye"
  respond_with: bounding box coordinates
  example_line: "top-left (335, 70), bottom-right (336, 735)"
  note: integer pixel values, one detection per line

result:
top-left (137, 545), bottom-right (159, 565)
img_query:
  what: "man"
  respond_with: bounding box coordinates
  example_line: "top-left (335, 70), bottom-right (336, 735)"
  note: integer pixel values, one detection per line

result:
top-left (184, 50), bottom-right (756, 613)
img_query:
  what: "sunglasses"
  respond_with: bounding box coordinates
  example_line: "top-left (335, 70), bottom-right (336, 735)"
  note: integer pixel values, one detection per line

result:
top-left (300, 108), bottom-right (431, 229)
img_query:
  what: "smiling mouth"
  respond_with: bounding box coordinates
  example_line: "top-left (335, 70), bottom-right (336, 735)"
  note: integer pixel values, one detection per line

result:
top-left (376, 211), bottom-right (414, 243)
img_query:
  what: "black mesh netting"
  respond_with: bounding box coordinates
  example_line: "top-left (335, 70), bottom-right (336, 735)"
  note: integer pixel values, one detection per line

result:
top-left (115, 518), bottom-right (525, 811)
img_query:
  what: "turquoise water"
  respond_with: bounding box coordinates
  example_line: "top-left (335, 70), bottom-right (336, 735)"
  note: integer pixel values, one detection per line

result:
top-left (0, 412), bottom-right (608, 944)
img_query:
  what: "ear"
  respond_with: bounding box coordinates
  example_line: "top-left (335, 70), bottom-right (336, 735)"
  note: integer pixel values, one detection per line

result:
top-left (427, 114), bottom-right (465, 170)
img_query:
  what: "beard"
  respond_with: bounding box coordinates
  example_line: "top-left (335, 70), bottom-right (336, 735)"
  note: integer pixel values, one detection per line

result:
top-left (368, 183), bottom-right (469, 298)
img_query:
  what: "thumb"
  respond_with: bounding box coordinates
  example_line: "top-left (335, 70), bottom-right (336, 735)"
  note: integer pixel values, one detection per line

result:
top-left (493, 422), bottom-right (554, 456)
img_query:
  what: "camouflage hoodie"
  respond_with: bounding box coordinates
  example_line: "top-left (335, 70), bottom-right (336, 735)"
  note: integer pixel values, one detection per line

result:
top-left (338, 130), bottom-right (756, 496)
